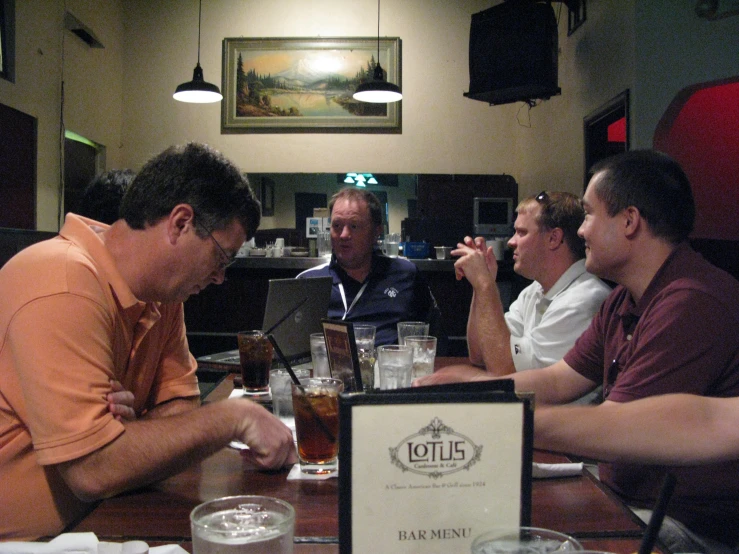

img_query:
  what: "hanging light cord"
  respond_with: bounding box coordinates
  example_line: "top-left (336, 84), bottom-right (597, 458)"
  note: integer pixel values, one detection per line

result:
top-left (376, 0), bottom-right (381, 61)
top-left (197, 0), bottom-right (202, 65)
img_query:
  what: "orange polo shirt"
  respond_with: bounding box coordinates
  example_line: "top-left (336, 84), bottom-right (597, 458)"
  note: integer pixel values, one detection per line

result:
top-left (0, 214), bottom-right (200, 539)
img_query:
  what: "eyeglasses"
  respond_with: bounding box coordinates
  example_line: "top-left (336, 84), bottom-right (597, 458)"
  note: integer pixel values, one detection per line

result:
top-left (196, 221), bottom-right (237, 271)
top-left (535, 190), bottom-right (549, 204)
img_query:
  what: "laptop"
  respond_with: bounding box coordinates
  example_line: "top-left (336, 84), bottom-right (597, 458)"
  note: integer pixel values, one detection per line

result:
top-left (197, 276), bottom-right (333, 370)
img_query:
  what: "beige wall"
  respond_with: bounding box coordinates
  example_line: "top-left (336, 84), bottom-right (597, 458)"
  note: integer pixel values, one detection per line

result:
top-left (1, 0), bottom-right (736, 232)
top-left (0, 0), bottom-right (125, 231)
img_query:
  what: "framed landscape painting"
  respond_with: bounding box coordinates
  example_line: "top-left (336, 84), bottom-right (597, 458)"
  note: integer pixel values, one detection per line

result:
top-left (221, 37), bottom-right (401, 134)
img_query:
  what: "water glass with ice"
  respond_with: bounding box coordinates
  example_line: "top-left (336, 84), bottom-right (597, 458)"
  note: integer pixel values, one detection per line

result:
top-left (383, 233), bottom-right (400, 257)
top-left (269, 368), bottom-right (310, 420)
top-left (397, 321), bottom-right (429, 345)
top-left (353, 324), bottom-right (376, 390)
top-left (377, 344), bottom-right (413, 390)
top-left (310, 333), bottom-right (330, 377)
top-left (404, 335), bottom-right (437, 379)
top-left (190, 495), bottom-right (295, 554)
top-left (470, 526), bottom-right (582, 554)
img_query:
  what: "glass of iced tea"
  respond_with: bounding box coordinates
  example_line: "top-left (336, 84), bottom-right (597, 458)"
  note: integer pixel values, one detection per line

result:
top-left (291, 377), bottom-right (343, 474)
top-left (237, 331), bottom-right (273, 395)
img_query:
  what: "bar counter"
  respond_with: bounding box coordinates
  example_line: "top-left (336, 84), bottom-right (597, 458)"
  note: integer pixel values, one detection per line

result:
top-left (184, 256), bottom-right (531, 358)
top-left (67, 359), bottom-right (651, 553)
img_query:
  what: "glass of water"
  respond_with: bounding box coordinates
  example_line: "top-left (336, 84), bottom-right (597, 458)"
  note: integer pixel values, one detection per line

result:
top-left (377, 344), bottom-right (413, 390)
top-left (353, 324), bottom-right (376, 390)
top-left (397, 321), bottom-right (429, 345)
top-left (269, 368), bottom-right (310, 420)
top-left (470, 527), bottom-right (582, 554)
top-left (309, 333), bottom-right (330, 378)
top-left (191, 495), bottom-right (295, 554)
top-left (404, 335), bottom-right (437, 379)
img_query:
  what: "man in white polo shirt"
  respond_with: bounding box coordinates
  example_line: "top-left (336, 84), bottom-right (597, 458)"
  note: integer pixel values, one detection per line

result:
top-left (419, 191), bottom-right (610, 382)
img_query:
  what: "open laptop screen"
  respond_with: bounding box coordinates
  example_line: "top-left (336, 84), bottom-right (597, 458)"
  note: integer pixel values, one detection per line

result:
top-left (196, 276), bottom-right (333, 369)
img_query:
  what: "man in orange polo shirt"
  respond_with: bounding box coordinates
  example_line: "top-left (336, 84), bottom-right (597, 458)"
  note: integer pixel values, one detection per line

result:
top-left (0, 143), bottom-right (297, 540)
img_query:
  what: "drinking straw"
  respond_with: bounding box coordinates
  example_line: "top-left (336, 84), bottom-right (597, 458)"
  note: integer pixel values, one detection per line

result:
top-left (264, 296), bottom-right (308, 336)
top-left (268, 333), bottom-right (336, 443)
top-left (267, 333), bottom-right (301, 386)
top-left (638, 472), bottom-right (677, 554)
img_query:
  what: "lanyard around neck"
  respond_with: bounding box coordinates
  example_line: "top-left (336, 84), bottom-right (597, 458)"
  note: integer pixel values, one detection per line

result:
top-left (338, 280), bottom-right (369, 320)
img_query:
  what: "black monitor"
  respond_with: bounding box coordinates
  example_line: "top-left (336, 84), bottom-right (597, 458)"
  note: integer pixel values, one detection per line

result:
top-left (464, 1), bottom-right (561, 106)
top-left (474, 197), bottom-right (513, 236)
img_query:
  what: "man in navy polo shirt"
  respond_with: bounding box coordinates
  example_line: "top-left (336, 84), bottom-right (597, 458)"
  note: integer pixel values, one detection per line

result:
top-left (297, 188), bottom-right (439, 346)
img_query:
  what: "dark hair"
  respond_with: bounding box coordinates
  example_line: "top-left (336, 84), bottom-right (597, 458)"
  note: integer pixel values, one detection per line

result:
top-left (79, 169), bottom-right (135, 224)
top-left (591, 150), bottom-right (695, 244)
top-left (517, 191), bottom-right (586, 260)
top-left (120, 143), bottom-right (261, 240)
top-left (329, 187), bottom-right (383, 228)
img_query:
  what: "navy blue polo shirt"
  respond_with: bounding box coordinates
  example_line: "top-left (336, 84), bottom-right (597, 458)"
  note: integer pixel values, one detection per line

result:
top-left (297, 251), bottom-right (434, 346)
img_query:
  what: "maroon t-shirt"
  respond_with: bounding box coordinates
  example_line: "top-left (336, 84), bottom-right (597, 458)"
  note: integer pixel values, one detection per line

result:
top-left (564, 243), bottom-right (739, 545)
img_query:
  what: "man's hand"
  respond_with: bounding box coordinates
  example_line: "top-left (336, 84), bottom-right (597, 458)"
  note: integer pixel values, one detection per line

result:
top-left (235, 401), bottom-right (298, 470)
top-left (452, 236), bottom-right (499, 289)
top-left (107, 379), bottom-right (136, 421)
top-left (413, 364), bottom-right (492, 386)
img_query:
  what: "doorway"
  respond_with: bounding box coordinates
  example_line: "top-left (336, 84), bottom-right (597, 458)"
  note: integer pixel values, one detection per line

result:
top-left (583, 90), bottom-right (629, 188)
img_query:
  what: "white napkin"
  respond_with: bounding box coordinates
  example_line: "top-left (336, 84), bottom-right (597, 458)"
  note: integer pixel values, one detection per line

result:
top-left (532, 462), bottom-right (583, 479)
top-left (0, 533), bottom-right (187, 554)
top-left (286, 462), bottom-right (338, 481)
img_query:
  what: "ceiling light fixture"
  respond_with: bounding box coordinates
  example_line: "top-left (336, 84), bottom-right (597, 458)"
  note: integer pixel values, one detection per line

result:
top-left (353, 0), bottom-right (402, 103)
top-left (173, 0), bottom-right (223, 103)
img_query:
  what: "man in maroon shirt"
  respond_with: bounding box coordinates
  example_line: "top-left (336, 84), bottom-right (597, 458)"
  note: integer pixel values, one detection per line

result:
top-left (420, 150), bottom-right (739, 553)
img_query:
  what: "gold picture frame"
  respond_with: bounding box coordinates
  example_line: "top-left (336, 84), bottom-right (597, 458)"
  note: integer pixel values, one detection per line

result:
top-left (221, 37), bottom-right (402, 134)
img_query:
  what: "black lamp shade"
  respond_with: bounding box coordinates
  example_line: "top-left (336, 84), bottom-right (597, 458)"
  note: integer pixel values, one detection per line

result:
top-left (174, 64), bottom-right (223, 103)
top-left (353, 62), bottom-right (402, 103)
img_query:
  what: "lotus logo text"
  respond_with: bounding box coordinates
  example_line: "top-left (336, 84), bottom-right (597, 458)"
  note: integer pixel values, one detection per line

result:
top-left (389, 417), bottom-right (482, 478)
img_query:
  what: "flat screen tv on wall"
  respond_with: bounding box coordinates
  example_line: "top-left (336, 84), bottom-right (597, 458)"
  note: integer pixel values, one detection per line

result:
top-left (464, 1), bottom-right (561, 106)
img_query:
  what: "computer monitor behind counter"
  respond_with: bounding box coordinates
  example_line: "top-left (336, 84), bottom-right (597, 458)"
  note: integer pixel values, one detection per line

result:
top-left (473, 197), bottom-right (514, 237)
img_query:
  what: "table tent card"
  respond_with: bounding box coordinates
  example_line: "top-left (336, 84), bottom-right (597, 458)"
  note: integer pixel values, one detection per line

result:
top-left (321, 319), bottom-right (365, 392)
top-left (338, 382), bottom-right (533, 554)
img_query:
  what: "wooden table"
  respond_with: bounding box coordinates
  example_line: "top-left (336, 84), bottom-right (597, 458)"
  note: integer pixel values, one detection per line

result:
top-left (69, 359), bottom-right (650, 553)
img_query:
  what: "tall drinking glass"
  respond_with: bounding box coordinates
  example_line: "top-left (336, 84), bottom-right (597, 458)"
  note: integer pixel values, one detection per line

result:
top-left (405, 335), bottom-right (437, 379)
top-left (237, 331), bottom-right (273, 395)
top-left (269, 368), bottom-right (310, 420)
top-left (190, 495), bottom-right (295, 554)
top-left (353, 324), bottom-right (376, 390)
top-left (310, 333), bottom-right (330, 378)
top-left (292, 378), bottom-right (342, 474)
top-left (377, 344), bottom-right (413, 390)
top-left (397, 321), bottom-right (429, 345)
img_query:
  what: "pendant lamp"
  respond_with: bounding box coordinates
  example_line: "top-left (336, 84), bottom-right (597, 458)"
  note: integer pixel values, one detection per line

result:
top-left (353, 0), bottom-right (402, 103)
top-left (173, 0), bottom-right (223, 103)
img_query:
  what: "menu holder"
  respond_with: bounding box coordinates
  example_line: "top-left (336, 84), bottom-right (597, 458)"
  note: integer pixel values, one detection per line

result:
top-left (339, 381), bottom-right (533, 554)
top-left (321, 319), bottom-right (365, 392)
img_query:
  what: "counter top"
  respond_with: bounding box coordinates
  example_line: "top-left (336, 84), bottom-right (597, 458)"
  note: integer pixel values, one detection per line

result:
top-left (231, 254), bottom-right (517, 274)
top-left (231, 254), bottom-right (462, 272)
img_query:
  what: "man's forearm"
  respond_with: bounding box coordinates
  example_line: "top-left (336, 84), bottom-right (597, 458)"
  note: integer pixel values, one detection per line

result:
top-left (57, 398), bottom-right (281, 501)
top-left (142, 396), bottom-right (200, 419)
top-left (534, 395), bottom-right (739, 465)
top-left (468, 283), bottom-right (515, 376)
